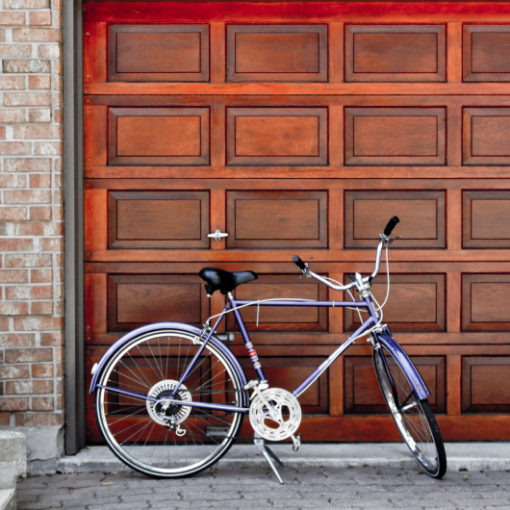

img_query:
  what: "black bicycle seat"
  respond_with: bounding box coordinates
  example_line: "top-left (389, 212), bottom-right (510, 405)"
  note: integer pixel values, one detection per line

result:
top-left (198, 267), bottom-right (258, 295)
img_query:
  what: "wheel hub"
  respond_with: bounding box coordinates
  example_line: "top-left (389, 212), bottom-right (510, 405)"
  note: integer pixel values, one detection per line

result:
top-left (146, 380), bottom-right (192, 426)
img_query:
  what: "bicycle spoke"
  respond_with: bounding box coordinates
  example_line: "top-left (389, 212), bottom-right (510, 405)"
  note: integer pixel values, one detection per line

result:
top-left (96, 329), bottom-right (244, 478)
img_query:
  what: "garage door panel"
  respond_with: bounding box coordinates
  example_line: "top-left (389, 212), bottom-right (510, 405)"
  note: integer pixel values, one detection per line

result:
top-left (227, 273), bottom-right (328, 332)
top-left (344, 356), bottom-right (446, 414)
top-left (107, 274), bottom-right (209, 331)
top-left (108, 191), bottom-right (210, 249)
top-left (226, 190), bottom-right (328, 249)
top-left (344, 190), bottom-right (446, 249)
top-left (226, 107), bottom-right (328, 166)
top-left (226, 24), bottom-right (328, 82)
top-left (345, 107), bottom-right (446, 166)
top-left (108, 24), bottom-right (209, 82)
top-left (462, 356), bottom-right (510, 412)
top-left (345, 24), bottom-right (446, 82)
top-left (463, 25), bottom-right (510, 82)
top-left (345, 274), bottom-right (446, 332)
top-left (463, 190), bottom-right (510, 248)
top-left (108, 107), bottom-right (210, 165)
top-left (462, 274), bottom-right (510, 331)
top-left (240, 357), bottom-right (329, 413)
top-left (463, 107), bottom-right (510, 165)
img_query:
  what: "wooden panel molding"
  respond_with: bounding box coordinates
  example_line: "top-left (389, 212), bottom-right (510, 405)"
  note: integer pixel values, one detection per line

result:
top-left (240, 357), bottom-right (329, 413)
top-left (345, 274), bottom-right (446, 332)
top-left (108, 191), bottom-right (210, 249)
top-left (344, 355), bottom-right (446, 414)
top-left (462, 356), bottom-right (510, 412)
top-left (226, 24), bottom-right (327, 82)
top-left (345, 25), bottom-right (445, 82)
top-left (462, 274), bottom-right (510, 331)
top-left (344, 107), bottom-right (446, 166)
top-left (463, 25), bottom-right (510, 82)
top-left (463, 190), bottom-right (510, 248)
top-left (463, 107), bottom-right (510, 165)
top-left (226, 107), bottom-right (328, 166)
top-left (107, 274), bottom-right (208, 330)
top-left (108, 107), bottom-right (210, 166)
top-left (108, 24), bottom-right (209, 82)
top-left (226, 190), bottom-right (327, 249)
top-left (227, 274), bottom-right (328, 332)
top-left (344, 190), bottom-right (446, 249)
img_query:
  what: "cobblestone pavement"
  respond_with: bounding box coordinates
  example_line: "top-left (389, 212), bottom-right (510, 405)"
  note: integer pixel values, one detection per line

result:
top-left (17, 463), bottom-right (510, 510)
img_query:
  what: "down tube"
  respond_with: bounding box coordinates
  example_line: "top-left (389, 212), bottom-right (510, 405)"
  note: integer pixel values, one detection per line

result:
top-left (293, 317), bottom-right (375, 398)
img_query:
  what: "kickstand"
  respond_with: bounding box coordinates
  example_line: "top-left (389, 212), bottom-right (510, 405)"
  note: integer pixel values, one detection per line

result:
top-left (254, 437), bottom-right (285, 484)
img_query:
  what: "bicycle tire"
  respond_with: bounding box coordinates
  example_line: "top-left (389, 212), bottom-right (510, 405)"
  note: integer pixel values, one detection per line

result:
top-left (372, 342), bottom-right (447, 478)
top-left (95, 328), bottom-right (246, 478)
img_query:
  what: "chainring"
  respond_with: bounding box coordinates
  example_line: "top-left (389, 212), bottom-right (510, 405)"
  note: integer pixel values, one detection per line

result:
top-left (249, 387), bottom-right (302, 442)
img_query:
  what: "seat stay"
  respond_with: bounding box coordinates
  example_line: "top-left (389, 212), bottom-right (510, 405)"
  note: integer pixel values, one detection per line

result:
top-left (170, 312), bottom-right (225, 398)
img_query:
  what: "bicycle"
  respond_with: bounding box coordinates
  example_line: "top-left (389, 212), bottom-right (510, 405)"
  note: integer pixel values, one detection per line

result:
top-left (89, 216), bottom-right (447, 483)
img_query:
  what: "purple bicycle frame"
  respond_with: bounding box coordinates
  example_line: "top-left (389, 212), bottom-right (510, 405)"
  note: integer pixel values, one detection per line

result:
top-left (90, 293), bottom-right (430, 413)
top-left (230, 296), bottom-right (376, 398)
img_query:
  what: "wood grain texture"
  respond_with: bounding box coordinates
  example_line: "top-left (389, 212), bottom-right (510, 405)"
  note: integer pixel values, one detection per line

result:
top-left (344, 355), bottom-right (446, 413)
top-left (463, 25), bottom-right (510, 82)
top-left (345, 24), bottom-right (445, 82)
top-left (108, 191), bottom-right (209, 249)
top-left (226, 273), bottom-right (328, 332)
top-left (344, 107), bottom-right (446, 166)
top-left (227, 24), bottom-right (327, 82)
top-left (84, 1), bottom-right (510, 442)
top-left (226, 107), bottom-right (328, 166)
top-left (107, 274), bottom-right (209, 330)
top-left (462, 356), bottom-right (510, 412)
top-left (463, 190), bottom-right (510, 249)
top-left (108, 24), bottom-right (209, 82)
top-left (108, 107), bottom-right (209, 166)
top-left (462, 274), bottom-right (510, 331)
top-left (344, 190), bottom-right (446, 249)
top-left (345, 274), bottom-right (446, 332)
top-left (239, 356), bottom-right (329, 413)
top-left (463, 107), bottom-right (510, 165)
top-left (226, 190), bottom-right (327, 249)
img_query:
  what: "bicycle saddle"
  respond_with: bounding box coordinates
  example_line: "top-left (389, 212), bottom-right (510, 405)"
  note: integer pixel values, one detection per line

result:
top-left (198, 267), bottom-right (258, 295)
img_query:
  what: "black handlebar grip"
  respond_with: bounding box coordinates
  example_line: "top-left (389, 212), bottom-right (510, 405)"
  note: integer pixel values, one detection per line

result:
top-left (383, 216), bottom-right (400, 237)
top-left (292, 255), bottom-right (307, 270)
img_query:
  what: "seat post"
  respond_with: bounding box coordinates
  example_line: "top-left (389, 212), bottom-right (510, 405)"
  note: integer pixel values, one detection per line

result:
top-left (228, 292), bottom-right (267, 383)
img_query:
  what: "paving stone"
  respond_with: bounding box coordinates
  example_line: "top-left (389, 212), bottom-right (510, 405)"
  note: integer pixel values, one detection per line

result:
top-left (17, 465), bottom-right (510, 510)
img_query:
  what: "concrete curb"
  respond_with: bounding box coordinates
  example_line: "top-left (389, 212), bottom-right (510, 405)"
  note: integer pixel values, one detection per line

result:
top-left (0, 490), bottom-right (15, 510)
top-left (0, 431), bottom-right (25, 510)
top-left (57, 443), bottom-right (510, 474)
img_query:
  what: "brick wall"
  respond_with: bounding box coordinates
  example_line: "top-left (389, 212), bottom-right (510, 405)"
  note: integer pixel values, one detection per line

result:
top-left (0, 0), bottom-right (64, 431)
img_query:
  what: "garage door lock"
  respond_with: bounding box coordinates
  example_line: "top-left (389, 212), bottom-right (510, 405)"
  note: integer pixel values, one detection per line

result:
top-left (207, 230), bottom-right (229, 241)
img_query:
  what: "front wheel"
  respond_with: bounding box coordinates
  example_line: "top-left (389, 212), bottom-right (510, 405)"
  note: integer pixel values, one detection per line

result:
top-left (95, 328), bottom-right (246, 478)
top-left (372, 342), bottom-right (447, 478)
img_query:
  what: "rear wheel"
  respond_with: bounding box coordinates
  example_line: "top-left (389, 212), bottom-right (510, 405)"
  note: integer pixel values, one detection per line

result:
top-left (372, 342), bottom-right (446, 478)
top-left (95, 328), bottom-right (246, 478)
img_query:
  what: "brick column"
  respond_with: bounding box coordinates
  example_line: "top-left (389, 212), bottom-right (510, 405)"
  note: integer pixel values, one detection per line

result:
top-left (0, 0), bottom-right (64, 469)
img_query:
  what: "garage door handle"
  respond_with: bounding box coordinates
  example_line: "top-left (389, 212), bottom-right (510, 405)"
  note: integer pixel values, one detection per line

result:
top-left (207, 229), bottom-right (229, 241)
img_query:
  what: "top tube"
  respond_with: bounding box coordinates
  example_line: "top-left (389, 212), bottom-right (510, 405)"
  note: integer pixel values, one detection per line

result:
top-left (232, 298), bottom-right (367, 308)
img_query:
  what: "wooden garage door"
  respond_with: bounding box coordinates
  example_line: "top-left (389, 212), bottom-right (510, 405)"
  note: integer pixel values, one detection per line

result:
top-left (84, 1), bottom-right (510, 443)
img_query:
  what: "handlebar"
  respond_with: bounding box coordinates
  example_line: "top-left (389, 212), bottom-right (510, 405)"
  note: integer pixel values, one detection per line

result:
top-left (292, 216), bottom-right (400, 292)
top-left (292, 255), bottom-right (307, 271)
top-left (384, 216), bottom-right (400, 237)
